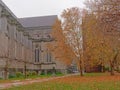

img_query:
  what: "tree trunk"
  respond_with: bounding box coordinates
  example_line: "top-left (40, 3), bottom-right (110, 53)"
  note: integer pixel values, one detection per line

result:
top-left (110, 51), bottom-right (119, 75)
top-left (79, 60), bottom-right (84, 76)
top-left (101, 62), bottom-right (105, 72)
top-left (116, 65), bottom-right (120, 73)
top-left (110, 61), bottom-right (115, 75)
top-left (101, 66), bottom-right (104, 72)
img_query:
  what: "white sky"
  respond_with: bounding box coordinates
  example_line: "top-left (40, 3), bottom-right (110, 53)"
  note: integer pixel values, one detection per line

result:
top-left (2, 0), bottom-right (85, 18)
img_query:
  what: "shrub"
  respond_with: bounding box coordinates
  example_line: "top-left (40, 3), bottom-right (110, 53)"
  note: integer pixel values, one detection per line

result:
top-left (28, 71), bottom-right (37, 76)
top-left (26, 71), bottom-right (37, 77)
top-left (47, 72), bottom-right (52, 75)
top-left (26, 71), bottom-right (30, 77)
top-left (0, 77), bottom-right (3, 80)
top-left (56, 71), bottom-right (62, 75)
top-left (40, 72), bottom-right (45, 75)
top-left (31, 71), bottom-right (37, 76)
top-left (16, 72), bottom-right (23, 78)
top-left (9, 74), bottom-right (16, 79)
top-left (40, 70), bottom-right (46, 75)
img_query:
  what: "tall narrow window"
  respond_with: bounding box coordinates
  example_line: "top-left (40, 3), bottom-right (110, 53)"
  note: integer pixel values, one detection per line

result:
top-left (49, 53), bottom-right (52, 62)
top-left (35, 49), bottom-right (37, 62)
top-left (35, 49), bottom-right (39, 62)
top-left (7, 25), bottom-right (9, 36)
top-left (46, 52), bottom-right (49, 62)
top-left (46, 52), bottom-right (52, 62)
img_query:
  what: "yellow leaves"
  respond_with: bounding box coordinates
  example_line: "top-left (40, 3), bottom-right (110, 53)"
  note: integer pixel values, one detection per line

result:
top-left (61, 7), bottom-right (86, 75)
top-left (82, 13), bottom-right (113, 66)
top-left (47, 18), bottom-right (75, 65)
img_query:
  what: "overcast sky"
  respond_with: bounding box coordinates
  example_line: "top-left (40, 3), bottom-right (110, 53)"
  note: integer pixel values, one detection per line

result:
top-left (2, 0), bottom-right (85, 18)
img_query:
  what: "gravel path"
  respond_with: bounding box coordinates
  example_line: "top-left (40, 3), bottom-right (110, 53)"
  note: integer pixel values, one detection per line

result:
top-left (0, 74), bottom-right (78, 89)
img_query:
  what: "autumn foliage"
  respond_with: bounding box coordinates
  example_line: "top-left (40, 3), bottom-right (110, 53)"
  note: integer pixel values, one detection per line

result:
top-left (47, 0), bottom-right (120, 76)
top-left (47, 19), bottom-right (76, 65)
top-left (83, 0), bottom-right (120, 75)
top-left (61, 7), bottom-right (84, 76)
top-left (82, 13), bottom-right (111, 70)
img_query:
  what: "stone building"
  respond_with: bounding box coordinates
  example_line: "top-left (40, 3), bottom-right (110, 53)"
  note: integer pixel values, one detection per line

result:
top-left (19, 16), bottom-right (67, 74)
top-left (0, 0), bottom-right (66, 79)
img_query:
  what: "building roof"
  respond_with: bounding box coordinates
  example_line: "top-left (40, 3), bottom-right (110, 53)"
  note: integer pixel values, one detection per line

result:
top-left (18, 15), bottom-right (57, 28)
top-left (0, 0), bottom-right (57, 28)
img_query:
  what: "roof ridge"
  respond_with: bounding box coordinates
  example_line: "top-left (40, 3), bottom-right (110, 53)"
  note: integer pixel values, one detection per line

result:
top-left (19, 15), bottom-right (57, 19)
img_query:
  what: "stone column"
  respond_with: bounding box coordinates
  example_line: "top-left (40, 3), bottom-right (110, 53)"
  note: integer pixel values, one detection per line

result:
top-left (0, 12), bottom-right (10, 79)
top-left (0, 5), bottom-right (3, 31)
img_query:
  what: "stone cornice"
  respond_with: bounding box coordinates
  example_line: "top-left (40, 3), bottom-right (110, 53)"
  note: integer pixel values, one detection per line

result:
top-left (32, 37), bottom-right (55, 42)
top-left (34, 62), bottom-right (56, 65)
top-left (23, 32), bottom-right (29, 36)
top-left (0, 0), bottom-right (17, 19)
top-left (1, 8), bottom-right (9, 17)
top-left (25, 26), bottom-right (52, 30)
top-left (0, 4), bottom-right (25, 31)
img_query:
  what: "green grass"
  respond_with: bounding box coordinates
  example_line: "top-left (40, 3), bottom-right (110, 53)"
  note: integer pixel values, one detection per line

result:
top-left (3, 80), bottom-right (120, 90)
top-left (2, 73), bottom-right (120, 90)
top-left (84, 72), bottom-right (108, 77)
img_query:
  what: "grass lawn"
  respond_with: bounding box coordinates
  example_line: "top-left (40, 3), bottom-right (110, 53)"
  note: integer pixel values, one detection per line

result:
top-left (3, 73), bottom-right (120, 90)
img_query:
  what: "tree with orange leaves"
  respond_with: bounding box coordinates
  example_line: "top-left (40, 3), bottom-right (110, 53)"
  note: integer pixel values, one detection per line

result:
top-left (84, 0), bottom-right (120, 75)
top-left (85, 0), bottom-right (120, 32)
top-left (61, 7), bottom-right (84, 76)
top-left (82, 12), bottom-right (112, 72)
top-left (47, 18), bottom-right (76, 66)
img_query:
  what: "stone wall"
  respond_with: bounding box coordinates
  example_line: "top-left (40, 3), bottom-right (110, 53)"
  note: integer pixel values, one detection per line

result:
top-left (26, 27), bottom-right (67, 74)
top-left (0, 3), bottom-right (34, 79)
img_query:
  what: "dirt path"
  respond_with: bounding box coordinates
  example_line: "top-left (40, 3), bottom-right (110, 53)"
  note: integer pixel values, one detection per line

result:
top-left (0, 74), bottom-right (78, 89)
